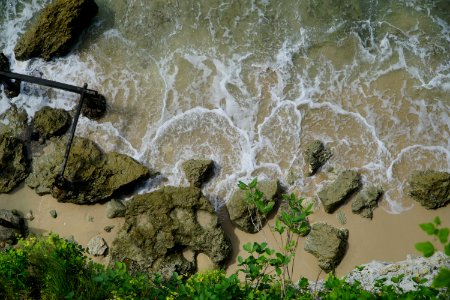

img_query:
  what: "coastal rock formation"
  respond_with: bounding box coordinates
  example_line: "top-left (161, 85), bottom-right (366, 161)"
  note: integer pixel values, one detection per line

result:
top-left (32, 107), bottom-right (71, 140)
top-left (304, 140), bottom-right (332, 176)
top-left (0, 105), bottom-right (28, 139)
top-left (304, 222), bottom-right (349, 273)
top-left (352, 186), bottom-right (383, 219)
top-left (87, 235), bottom-right (108, 256)
top-left (408, 170), bottom-right (450, 209)
top-left (110, 186), bottom-right (231, 278)
top-left (0, 53), bottom-right (20, 98)
top-left (0, 209), bottom-right (23, 247)
top-left (106, 199), bottom-right (126, 218)
top-left (14, 0), bottom-right (98, 61)
top-left (318, 170), bottom-right (361, 213)
top-left (182, 159), bottom-right (214, 188)
top-left (25, 137), bottom-right (150, 204)
top-left (226, 180), bottom-right (279, 233)
top-left (0, 135), bottom-right (29, 193)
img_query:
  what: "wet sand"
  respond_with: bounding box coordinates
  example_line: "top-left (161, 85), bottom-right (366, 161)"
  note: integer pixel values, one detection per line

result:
top-left (1, 184), bottom-right (449, 280)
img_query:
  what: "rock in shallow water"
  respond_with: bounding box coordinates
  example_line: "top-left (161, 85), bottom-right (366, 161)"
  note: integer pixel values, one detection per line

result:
top-left (14, 0), bottom-right (98, 61)
top-left (318, 170), bottom-right (361, 213)
top-left (303, 140), bottom-right (332, 176)
top-left (32, 107), bottom-right (71, 140)
top-left (110, 186), bottom-right (231, 278)
top-left (352, 185), bottom-right (383, 219)
top-left (182, 159), bottom-right (214, 188)
top-left (408, 170), bottom-right (450, 209)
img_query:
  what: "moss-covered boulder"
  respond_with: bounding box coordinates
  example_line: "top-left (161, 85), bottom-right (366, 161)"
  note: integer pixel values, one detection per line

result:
top-left (304, 222), bottom-right (349, 273)
top-left (226, 180), bottom-right (279, 233)
top-left (0, 53), bottom-right (20, 98)
top-left (0, 105), bottom-right (28, 139)
top-left (0, 135), bottom-right (29, 193)
top-left (32, 106), bottom-right (71, 140)
top-left (110, 186), bottom-right (231, 278)
top-left (408, 170), bottom-right (450, 209)
top-left (14, 0), bottom-right (98, 61)
top-left (304, 140), bottom-right (332, 176)
top-left (0, 209), bottom-right (24, 247)
top-left (182, 159), bottom-right (214, 188)
top-left (352, 186), bottom-right (383, 219)
top-left (318, 170), bottom-right (361, 213)
top-left (25, 137), bottom-right (150, 203)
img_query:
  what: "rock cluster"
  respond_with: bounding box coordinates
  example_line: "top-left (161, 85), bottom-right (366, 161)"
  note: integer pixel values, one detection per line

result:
top-left (14, 0), bottom-right (99, 61)
top-left (110, 186), bottom-right (231, 278)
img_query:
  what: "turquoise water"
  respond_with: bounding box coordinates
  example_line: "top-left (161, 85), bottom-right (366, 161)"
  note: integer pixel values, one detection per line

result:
top-left (1, 0), bottom-right (449, 212)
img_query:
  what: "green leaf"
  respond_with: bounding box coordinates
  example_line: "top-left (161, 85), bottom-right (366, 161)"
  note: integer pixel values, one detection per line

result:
top-left (238, 181), bottom-right (248, 190)
top-left (445, 242), bottom-right (450, 256)
top-left (237, 256), bottom-right (243, 264)
top-left (415, 241), bottom-right (435, 257)
top-left (275, 267), bottom-right (282, 276)
top-left (419, 223), bottom-right (436, 235)
top-left (243, 243), bottom-right (253, 253)
top-left (249, 178), bottom-right (258, 189)
top-left (432, 267), bottom-right (450, 289)
top-left (434, 216), bottom-right (441, 225)
top-left (438, 228), bottom-right (449, 244)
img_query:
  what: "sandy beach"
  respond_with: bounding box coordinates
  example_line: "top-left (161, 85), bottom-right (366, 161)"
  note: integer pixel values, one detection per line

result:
top-left (1, 183), bottom-right (448, 280)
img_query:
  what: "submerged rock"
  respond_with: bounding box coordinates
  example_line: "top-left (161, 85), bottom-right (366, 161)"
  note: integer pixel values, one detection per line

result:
top-left (408, 170), bottom-right (450, 209)
top-left (0, 134), bottom-right (29, 193)
top-left (0, 209), bottom-right (24, 246)
top-left (0, 105), bottom-right (28, 139)
top-left (226, 180), bottom-right (279, 233)
top-left (25, 137), bottom-right (150, 204)
top-left (14, 0), bottom-right (98, 61)
top-left (318, 170), bottom-right (361, 213)
top-left (182, 159), bottom-right (214, 188)
top-left (32, 107), bottom-right (71, 140)
top-left (110, 186), bottom-right (231, 278)
top-left (304, 222), bottom-right (349, 273)
top-left (304, 140), bottom-right (332, 176)
top-left (352, 186), bottom-right (383, 219)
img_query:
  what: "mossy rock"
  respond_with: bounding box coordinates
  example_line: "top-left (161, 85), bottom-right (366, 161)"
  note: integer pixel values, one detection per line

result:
top-left (0, 135), bottom-right (29, 193)
top-left (226, 180), bottom-right (279, 233)
top-left (408, 170), bottom-right (450, 209)
top-left (303, 140), bottom-right (332, 176)
top-left (182, 159), bottom-right (214, 188)
top-left (352, 185), bottom-right (383, 219)
top-left (0, 105), bottom-right (28, 139)
top-left (110, 186), bottom-right (231, 278)
top-left (32, 106), bottom-right (71, 140)
top-left (25, 137), bottom-right (150, 203)
top-left (318, 170), bottom-right (361, 213)
top-left (304, 222), bottom-right (349, 273)
top-left (14, 0), bottom-right (98, 61)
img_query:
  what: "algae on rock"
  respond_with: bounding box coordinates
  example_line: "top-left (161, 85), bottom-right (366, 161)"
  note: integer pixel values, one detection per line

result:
top-left (303, 140), bottom-right (332, 176)
top-left (352, 185), bottom-right (383, 219)
top-left (14, 0), bottom-right (98, 61)
top-left (318, 170), bottom-right (361, 213)
top-left (32, 107), bottom-right (71, 140)
top-left (408, 170), bottom-right (450, 209)
top-left (182, 159), bottom-right (214, 188)
top-left (0, 135), bottom-right (29, 193)
top-left (110, 186), bottom-right (231, 278)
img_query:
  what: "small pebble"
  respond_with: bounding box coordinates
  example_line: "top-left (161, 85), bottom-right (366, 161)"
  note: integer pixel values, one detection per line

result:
top-left (104, 225), bottom-right (114, 232)
top-left (50, 210), bottom-right (57, 218)
top-left (26, 210), bottom-right (34, 221)
top-left (88, 216), bottom-right (94, 222)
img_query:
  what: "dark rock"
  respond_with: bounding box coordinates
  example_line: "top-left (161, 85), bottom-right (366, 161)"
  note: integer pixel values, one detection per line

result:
top-left (304, 140), bottom-right (332, 176)
top-left (14, 0), bottom-right (98, 61)
top-left (33, 107), bottom-right (71, 140)
top-left (104, 225), bottom-right (114, 232)
top-left (110, 186), bottom-right (231, 278)
top-left (409, 170), bottom-right (450, 209)
top-left (106, 199), bottom-right (126, 218)
top-left (352, 186), bottom-right (383, 219)
top-left (25, 137), bottom-right (151, 203)
top-left (318, 170), bottom-right (361, 213)
top-left (0, 209), bottom-right (23, 245)
top-left (226, 180), bottom-right (279, 233)
top-left (87, 235), bottom-right (108, 256)
top-left (0, 53), bottom-right (20, 98)
top-left (0, 105), bottom-right (28, 139)
top-left (49, 210), bottom-right (57, 218)
top-left (0, 134), bottom-right (29, 193)
top-left (82, 94), bottom-right (107, 120)
top-left (304, 222), bottom-right (349, 273)
top-left (182, 159), bottom-right (214, 188)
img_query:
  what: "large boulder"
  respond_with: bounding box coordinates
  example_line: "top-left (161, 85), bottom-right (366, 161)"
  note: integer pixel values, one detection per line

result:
top-left (0, 135), bottom-right (29, 193)
top-left (182, 159), bottom-right (214, 188)
top-left (32, 107), bottom-right (71, 140)
top-left (303, 140), bottom-right (332, 176)
top-left (14, 0), bottom-right (98, 61)
top-left (304, 222), bottom-right (349, 273)
top-left (318, 170), bottom-right (361, 213)
top-left (0, 209), bottom-right (24, 247)
top-left (352, 185), bottom-right (383, 219)
top-left (25, 137), bottom-right (150, 204)
top-left (110, 186), bottom-right (231, 278)
top-left (408, 170), bottom-right (450, 209)
top-left (0, 105), bottom-right (28, 139)
top-left (226, 180), bottom-right (279, 233)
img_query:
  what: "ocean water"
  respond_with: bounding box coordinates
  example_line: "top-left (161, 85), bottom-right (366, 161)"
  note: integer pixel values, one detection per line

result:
top-left (1, 0), bottom-right (449, 213)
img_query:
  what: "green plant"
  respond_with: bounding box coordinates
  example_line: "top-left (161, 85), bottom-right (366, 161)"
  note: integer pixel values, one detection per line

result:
top-left (415, 217), bottom-right (450, 291)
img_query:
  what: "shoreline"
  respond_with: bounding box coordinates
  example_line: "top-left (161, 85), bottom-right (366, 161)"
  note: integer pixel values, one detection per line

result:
top-left (1, 183), bottom-right (449, 280)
